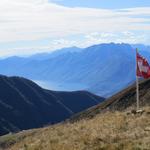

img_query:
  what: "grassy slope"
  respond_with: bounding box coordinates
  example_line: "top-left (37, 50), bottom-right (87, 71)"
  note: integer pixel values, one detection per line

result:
top-left (70, 79), bottom-right (150, 122)
top-left (0, 107), bottom-right (150, 150)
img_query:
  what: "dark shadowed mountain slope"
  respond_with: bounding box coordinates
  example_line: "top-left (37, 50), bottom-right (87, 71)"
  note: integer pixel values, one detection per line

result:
top-left (71, 79), bottom-right (150, 121)
top-left (0, 75), bottom-right (104, 136)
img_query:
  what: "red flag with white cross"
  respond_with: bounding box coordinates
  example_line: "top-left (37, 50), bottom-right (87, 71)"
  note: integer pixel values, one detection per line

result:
top-left (136, 51), bottom-right (150, 79)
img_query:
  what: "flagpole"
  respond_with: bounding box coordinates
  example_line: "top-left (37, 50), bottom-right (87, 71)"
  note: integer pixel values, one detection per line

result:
top-left (136, 48), bottom-right (140, 111)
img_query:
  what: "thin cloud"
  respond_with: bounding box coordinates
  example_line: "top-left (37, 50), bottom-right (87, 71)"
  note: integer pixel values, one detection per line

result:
top-left (0, 0), bottom-right (149, 43)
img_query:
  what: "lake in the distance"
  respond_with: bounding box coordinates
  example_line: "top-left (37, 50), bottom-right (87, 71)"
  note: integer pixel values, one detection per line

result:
top-left (34, 80), bottom-right (88, 91)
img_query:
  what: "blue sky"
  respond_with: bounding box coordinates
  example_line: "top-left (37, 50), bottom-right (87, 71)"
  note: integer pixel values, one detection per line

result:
top-left (0, 0), bottom-right (149, 57)
top-left (50, 0), bottom-right (150, 9)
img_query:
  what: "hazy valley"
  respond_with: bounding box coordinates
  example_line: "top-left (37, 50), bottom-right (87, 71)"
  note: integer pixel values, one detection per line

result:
top-left (0, 43), bottom-right (150, 97)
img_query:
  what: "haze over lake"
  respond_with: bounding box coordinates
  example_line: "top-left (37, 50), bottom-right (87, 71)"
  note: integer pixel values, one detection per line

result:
top-left (34, 80), bottom-right (88, 92)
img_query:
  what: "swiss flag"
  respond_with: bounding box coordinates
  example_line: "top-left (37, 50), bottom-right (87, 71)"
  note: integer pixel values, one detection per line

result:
top-left (136, 51), bottom-right (150, 79)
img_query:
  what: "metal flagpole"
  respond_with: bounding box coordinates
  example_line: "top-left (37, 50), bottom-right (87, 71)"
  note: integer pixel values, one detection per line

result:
top-left (136, 48), bottom-right (140, 111)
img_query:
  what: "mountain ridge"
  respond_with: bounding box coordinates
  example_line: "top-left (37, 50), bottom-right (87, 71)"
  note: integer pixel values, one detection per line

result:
top-left (0, 75), bottom-right (104, 136)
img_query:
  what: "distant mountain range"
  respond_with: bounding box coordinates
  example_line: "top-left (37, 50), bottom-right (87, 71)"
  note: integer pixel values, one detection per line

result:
top-left (0, 75), bottom-right (104, 136)
top-left (0, 43), bottom-right (150, 97)
top-left (28, 46), bottom-right (82, 60)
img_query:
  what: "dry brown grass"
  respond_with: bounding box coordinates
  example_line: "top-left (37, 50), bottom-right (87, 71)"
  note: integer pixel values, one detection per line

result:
top-left (0, 107), bottom-right (150, 150)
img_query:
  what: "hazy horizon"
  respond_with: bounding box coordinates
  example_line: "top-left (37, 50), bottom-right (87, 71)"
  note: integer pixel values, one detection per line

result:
top-left (0, 0), bottom-right (149, 57)
top-left (0, 42), bottom-right (150, 58)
